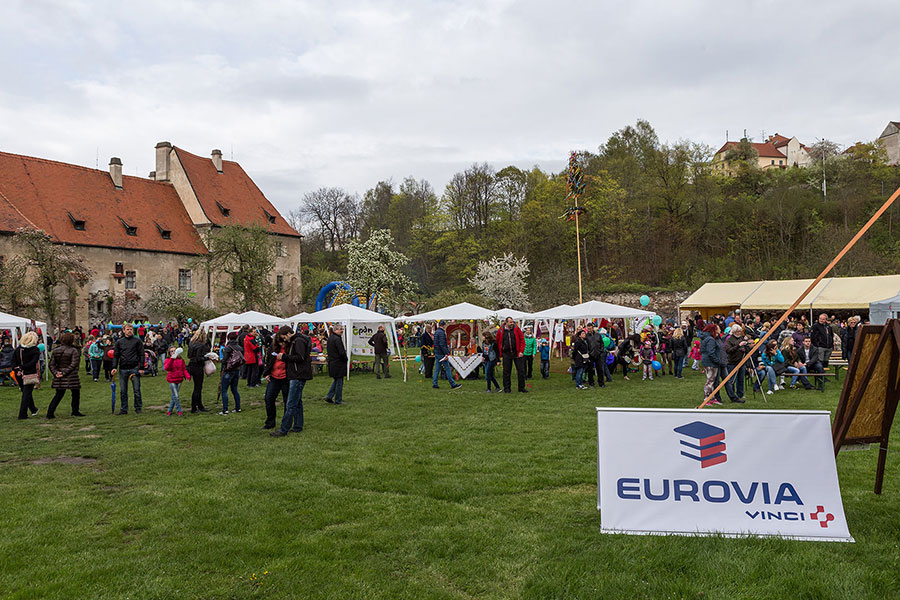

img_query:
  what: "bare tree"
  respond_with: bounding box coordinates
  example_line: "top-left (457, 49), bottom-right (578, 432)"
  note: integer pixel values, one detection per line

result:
top-left (299, 187), bottom-right (362, 251)
top-left (443, 163), bottom-right (497, 231)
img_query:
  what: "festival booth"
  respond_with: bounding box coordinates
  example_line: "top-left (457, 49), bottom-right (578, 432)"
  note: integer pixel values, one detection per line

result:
top-left (679, 281), bottom-right (765, 320)
top-left (681, 275), bottom-right (900, 320)
top-left (869, 294), bottom-right (900, 325)
top-left (199, 311), bottom-right (289, 344)
top-left (0, 311), bottom-right (49, 379)
top-left (300, 304), bottom-right (406, 380)
top-left (397, 302), bottom-right (500, 379)
top-left (555, 300), bottom-right (656, 338)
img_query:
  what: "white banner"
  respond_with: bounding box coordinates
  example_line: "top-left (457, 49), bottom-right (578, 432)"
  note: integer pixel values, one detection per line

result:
top-left (447, 354), bottom-right (483, 379)
top-left (596, 408), bottom-right (853, 542)
top-left (349, 322), bottom-right (380, 356)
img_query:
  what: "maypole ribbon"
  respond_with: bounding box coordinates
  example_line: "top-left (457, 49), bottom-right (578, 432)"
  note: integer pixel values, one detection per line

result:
top-left (698, 182), bottom-right (900, 409)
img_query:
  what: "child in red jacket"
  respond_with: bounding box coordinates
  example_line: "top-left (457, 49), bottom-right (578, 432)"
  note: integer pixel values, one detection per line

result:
top-left (164, 347), bottom-right (191, 416)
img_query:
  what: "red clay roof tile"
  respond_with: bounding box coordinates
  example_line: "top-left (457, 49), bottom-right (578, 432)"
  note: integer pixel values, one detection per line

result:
top-left (0, 151), bottom-right (208, 255)
top-left (715, 141), bottom-right (787, 159)
top-left (174, 147), bottom-right (300, 237)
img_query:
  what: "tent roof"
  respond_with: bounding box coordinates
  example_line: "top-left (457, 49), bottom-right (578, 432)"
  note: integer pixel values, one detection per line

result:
top-left (492, 308), bottom-right (533, 320)
top-left (740, 279), bottom-right (827, 311)
top-left (530, 304), bottom-right (572, 319)
top-left (870, 292), bottom-right (900, 310)
top-left (679, 281), bottom-right (765, 309)
top-left (397, 302), bottom-right (494, 323)
top-left (681, 275), bottom-right (900, 312)
top-left (557, 300), bottom-right (655, 320)
top-left (200, 311), bottom-right (287, 329)
top-left (810, 274), bottom-right (900, 310)
top-left (0, 310), bottom-right (46, 329)
top-left (305, 304), bottom-right (394, 323)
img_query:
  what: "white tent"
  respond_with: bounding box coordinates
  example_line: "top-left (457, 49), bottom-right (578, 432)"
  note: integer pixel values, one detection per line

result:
top-left (396, 302), bottom-right (495, 323)
top-left (286, 312), bottom-right (312, 327)
top-left (491, 308), bottom-right (533, 321)
top-left (199, 312), bottom-right (240, 330)
top-left (0, 311), bottom-right (49, 378)
top-left (870, 294), bottom-right (900, 325)
top-left (557, 300), bottom-right (656, 320)
top-left (303, 304), bottom-right (406, 380)
top-left (530, 304), bottom-right (572, 319)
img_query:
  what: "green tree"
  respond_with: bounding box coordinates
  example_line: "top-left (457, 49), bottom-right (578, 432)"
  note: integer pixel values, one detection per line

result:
top-left (204, 224), bottom-right (277, 312)
top-left (0, 255), bottom-right (29, 315)
top-left (143, 283), bottom-right (218, 322)
top-left (13, 228), bottom-right (93, 330)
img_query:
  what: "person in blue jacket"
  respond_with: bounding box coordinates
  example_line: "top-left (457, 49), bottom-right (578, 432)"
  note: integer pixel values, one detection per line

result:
top-left (432, 320), bottom-right (461, 390)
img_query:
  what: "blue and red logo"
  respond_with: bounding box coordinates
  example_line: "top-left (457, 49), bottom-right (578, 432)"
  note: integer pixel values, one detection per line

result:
top-left (674, 421), bottom-right (727, 468)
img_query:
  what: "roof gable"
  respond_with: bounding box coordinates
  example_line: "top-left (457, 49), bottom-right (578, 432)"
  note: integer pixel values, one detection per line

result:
top-left (879, 122), bottom-right (900, 138)
top-left (0, 151), bottom-right (208, 255)
top-left (174, 147), bottom-right (299, 238)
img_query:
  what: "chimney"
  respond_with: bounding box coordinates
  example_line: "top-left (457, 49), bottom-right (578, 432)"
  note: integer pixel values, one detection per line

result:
top-left (148, 171), bottom-right (156, 180)
top-left (109, 157), bottom-right (123, 189)
top-left (211, 149), bottom-right (223, 173)
top-left (155, 141), bottom-right (172, 181)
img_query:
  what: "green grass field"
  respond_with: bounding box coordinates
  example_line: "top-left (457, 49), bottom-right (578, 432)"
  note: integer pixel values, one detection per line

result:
top-left (1, 359), bottom-right (897, 599)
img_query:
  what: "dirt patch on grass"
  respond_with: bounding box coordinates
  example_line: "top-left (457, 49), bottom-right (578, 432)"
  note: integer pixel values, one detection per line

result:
top-left (81, 434), bottom-right (101, 439)
top-left (147, 405), bottom-right (169, 411)
top-left (30, 456), bottom-right (98, 465)
top-left (78, 425), bottom-right (95, 431)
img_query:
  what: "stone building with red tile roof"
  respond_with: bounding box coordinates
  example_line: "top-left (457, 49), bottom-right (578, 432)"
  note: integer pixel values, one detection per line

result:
top-left (711, 133), bottom-right (812, 176)
top-left (0, 143), bottom-right (301, 327)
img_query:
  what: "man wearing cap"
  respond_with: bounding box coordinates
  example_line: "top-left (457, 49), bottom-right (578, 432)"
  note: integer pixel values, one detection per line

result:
top-left (497, 317), bottom-right (527, 393)
top-left (432, 320), bottom-right (461, 390)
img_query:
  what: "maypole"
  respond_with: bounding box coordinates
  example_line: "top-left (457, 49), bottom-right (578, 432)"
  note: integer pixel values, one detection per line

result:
top-left (564, 151), bottom-right (587, 303)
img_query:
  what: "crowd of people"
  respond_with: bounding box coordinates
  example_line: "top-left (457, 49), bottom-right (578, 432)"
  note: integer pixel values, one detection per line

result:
top-left (5, 309), bottom-right (864, 425)
top-left (7, 320), bottom-right (357, 439)
top-left (409, 310), bottom-right (863, 403)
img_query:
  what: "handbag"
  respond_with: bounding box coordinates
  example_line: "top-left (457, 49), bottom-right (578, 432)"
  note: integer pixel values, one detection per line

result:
top-left (22, 372), bottom-right (40, 386)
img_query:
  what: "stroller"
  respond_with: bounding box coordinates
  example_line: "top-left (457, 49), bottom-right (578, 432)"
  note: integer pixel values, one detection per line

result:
top-left (143, 349), bottom-right (159, 377)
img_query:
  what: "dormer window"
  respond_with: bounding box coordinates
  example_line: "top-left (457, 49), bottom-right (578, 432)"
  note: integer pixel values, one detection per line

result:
top-left (263, 209), bottom-right (276, 224)
top-left (216, 201), bottom-right (231, 217)
top-left (120, 217), bottom-right (137, 236)
top-left (155, 221), bottom-right (172, 240)
top-left (67, 211), bottom-right (85, 231)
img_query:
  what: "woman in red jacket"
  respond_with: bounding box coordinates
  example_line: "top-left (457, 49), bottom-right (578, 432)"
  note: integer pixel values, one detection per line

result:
top-left (244, 328), bottom-right (261, 388)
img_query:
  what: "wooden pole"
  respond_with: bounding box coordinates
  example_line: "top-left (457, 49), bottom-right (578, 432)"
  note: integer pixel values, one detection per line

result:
top-left (699, 182), bottom-right (900, 408)
top-left (575, 195), bottom-right (583, 304)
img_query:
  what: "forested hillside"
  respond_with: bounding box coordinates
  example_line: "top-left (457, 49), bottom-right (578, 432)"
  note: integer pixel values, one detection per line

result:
top-left (294, 121), bottom-right (900, 310)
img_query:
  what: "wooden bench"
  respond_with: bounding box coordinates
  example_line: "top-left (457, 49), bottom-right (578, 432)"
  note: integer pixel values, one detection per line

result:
top-left (805, 372), bottom-right (837, 392)
top-left (829, 360), bottom-right (849, 380)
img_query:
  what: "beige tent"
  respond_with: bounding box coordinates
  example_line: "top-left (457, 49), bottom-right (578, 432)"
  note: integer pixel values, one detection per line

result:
top-left (679, 281), bottom-right (764, 319)
top-left (681, 275), bottom-right (900, 316)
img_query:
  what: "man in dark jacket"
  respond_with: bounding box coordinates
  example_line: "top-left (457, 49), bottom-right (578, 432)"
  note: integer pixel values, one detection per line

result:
top-left (497, 317), bottom-right (527, 393)
top-left (810, 313), bottom-right (834, 369)
top-left (111, 324), bottom-right (144, 414)
top-left (584, 324), bottom-right (605, 388)
top-left (271, 327), bottom-right (313, 437)
top-left (432, 320), bottom-right (461, 390)
top-left (368, 325), bottom-right (391, 379)
top-left (325, 325), bottom-right (348, 404)
top-left (799, 337), bottom-right (826, 390)
top-left (723, 325), bottom-right (750, 402)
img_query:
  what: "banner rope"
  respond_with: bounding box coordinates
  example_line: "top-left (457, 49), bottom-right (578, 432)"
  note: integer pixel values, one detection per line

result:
top-left (698, 184), bottom-right (900, 409)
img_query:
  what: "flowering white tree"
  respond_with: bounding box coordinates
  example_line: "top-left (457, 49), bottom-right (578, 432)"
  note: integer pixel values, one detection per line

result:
top-left (347, 229), bottom-right (417, 310)
top-left (468, 253), bottom-right (530, 309)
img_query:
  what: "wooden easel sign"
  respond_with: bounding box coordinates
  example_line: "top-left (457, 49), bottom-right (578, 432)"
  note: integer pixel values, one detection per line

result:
top-left (832, 320), bottom-right (900, 494)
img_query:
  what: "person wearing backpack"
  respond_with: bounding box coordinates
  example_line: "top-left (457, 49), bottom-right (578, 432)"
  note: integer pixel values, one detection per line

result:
top-left (220, 332), bottom-right (244, 414)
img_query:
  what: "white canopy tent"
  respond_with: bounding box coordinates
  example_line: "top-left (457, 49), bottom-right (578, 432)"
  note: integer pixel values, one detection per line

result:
top-left (301, 304), bottom-right (406, 380)
top-left (491, 308), bottom-right (533, 322)
top-left (396, 301), bottom-right (495, 323)
top-left (870, 294), bottom-right (900, 325)
top-left (199, 311), bottom-right (289, 340)
top-left (557, 300), bottom-right (656, 321)
top-left (0, 311), bottom-right (49, 379)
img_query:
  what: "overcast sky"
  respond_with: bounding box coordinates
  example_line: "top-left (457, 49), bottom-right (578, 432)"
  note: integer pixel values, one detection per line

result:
top-left (2, 0), bottom-right (897, 217)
